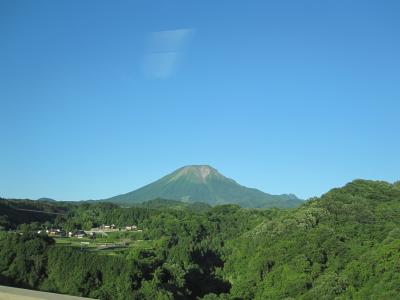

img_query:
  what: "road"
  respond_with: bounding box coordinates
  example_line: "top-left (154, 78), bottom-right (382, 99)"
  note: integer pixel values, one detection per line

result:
top-left (9, 206), bottom-right (65, 215)
top-left (0, 285), bottom-right (96, 300)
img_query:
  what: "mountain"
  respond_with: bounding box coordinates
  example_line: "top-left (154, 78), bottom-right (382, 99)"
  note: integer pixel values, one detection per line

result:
top-left (104, 165), bottom-right (302, 208)
top-left (37, 197), bottom-right (56, 202)
top-left (133, 198), bottom-right (211, 212)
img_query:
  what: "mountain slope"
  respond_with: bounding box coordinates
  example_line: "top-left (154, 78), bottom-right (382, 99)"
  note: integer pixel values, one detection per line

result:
top-left (105, 165), bottom-right (302, 208)
top-left (133, 198), bottom-right (211, 212)
top-left (224, 179), bottom-right (400, 299)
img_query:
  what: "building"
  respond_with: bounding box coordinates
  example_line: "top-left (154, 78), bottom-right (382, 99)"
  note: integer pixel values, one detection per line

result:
top-left (125, 225), bottom-right (138, 231)
top-left (75, 230), bottom-right (86, 238)
top-left (47, 228), bottom-right (65, 237)
top-left (102, 224), bottom-right (117, 230)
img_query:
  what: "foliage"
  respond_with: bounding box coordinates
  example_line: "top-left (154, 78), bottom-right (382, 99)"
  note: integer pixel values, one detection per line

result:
top-left (1, 179), bottom-right (400, 299)
top-left (224, 180), bottom-right (400, 299)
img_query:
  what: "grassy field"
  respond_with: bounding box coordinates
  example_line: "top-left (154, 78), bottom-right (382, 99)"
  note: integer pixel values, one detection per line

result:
top-left (54, 232), bottom-right (152, 255)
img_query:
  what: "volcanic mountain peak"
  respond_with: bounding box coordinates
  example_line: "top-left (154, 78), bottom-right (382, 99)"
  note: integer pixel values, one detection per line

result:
top-left (104, 165), bottom-right (302, 208)
top-left (171, 165), bottom-right (219, 182)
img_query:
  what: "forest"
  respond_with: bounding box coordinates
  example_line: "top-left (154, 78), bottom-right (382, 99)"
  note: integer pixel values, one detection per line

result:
top-left (0, 179), bottom-right (399, 299)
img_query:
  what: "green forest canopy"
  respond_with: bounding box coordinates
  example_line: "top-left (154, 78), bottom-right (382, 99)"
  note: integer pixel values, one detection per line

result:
top-left (0, 179), bottom-right (399, 299)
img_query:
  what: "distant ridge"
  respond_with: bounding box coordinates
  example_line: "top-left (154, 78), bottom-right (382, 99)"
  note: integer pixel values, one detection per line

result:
top-left (37, 197), bottom-right (56, 202)
top-left (104, 165), bottom-right (302, 208)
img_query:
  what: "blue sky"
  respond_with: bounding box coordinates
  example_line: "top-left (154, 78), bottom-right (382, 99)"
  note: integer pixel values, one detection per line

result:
top-left (1, 0), bottom-right (399, 200)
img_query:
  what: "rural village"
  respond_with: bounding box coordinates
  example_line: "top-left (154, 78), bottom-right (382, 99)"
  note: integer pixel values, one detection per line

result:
top-left (37, 224), bottom-right (144, 251)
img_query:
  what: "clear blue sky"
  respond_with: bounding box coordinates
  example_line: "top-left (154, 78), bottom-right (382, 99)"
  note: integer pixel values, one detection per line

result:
top-left (1, 0), bottom-right (399, 201)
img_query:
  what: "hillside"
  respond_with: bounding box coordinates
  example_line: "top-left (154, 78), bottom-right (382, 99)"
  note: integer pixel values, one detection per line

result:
top-left (105, 165), bottom-right (302, 208)
top-left (133, 198), bottom-right (211, 212)
top-left (223, 179), bottom-right (400, 299)
top-left (0, 198), bottom-right (68, 230)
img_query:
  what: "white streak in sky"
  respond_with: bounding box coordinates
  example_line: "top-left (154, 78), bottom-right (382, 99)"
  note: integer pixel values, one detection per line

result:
top-left (143, 28), bottom-right (194, 79)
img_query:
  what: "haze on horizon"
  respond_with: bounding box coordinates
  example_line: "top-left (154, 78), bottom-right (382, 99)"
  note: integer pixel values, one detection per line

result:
top-left (1, 0), bottom-right (399, 201)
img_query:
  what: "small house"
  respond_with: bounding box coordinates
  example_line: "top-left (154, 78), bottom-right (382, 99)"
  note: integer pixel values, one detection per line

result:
top-left (75, 230), bottom-right (86, 238)
top-left (47, 228), bottom-right (65, 237)
top-left (103, 224), bottom-right (116, 230)
top-left (126, 225), bottom-right (138, 231)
